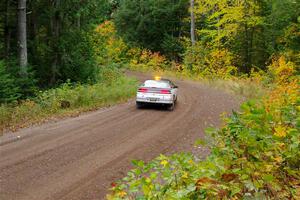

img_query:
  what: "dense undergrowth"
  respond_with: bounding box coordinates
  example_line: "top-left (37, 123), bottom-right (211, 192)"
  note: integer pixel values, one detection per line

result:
top-left (108, 57), bottom-right (300, 199)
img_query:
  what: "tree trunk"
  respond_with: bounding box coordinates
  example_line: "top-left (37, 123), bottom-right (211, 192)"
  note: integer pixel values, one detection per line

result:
top-left (50, 0), bottom-right (61, 85)
top-left (244, 23), bottom-right (250, 73)
top-left (17, 0), bottom-right (28, 75)
top-left (4, 0), bottom-right (11, 58)
top-left (77, 15), bottom-right (81, 29)
top-left (190, 0), bottom-right (196, 46)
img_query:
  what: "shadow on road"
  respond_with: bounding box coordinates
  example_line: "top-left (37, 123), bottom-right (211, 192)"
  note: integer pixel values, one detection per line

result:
top-left (136, 103), bottom-right (175, 112)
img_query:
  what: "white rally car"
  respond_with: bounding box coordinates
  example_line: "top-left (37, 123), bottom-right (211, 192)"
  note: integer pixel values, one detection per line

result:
top-left (136, 78), bottom-right (178, 110)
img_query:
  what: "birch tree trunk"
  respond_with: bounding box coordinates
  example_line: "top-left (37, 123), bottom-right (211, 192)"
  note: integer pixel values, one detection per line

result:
top-left (190, 0), bottom-right (196, 46)
top-left (17, 0), bottom-right (28, 75)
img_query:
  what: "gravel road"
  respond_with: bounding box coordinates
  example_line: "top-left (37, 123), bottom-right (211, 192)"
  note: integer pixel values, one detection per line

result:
top-left (0, 72), bottom-right (240, 200)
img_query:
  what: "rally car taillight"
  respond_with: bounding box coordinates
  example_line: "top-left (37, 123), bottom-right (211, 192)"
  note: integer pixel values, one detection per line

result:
top-left (160, 89), bottom-right (171, 94)
top-left (138, 88), bottom-right (148, 93)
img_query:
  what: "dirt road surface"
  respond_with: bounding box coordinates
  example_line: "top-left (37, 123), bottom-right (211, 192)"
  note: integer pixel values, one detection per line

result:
top-left (0, 72), bottom-right (240, 200)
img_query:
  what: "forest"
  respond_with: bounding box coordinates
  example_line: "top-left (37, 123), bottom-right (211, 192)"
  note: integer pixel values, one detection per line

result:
top-left (0, 0), bottom-right (299, 199)
top-left (0, 0), bottom-right (299, 100)
top-left (1, 0), bottom-right (299, 100)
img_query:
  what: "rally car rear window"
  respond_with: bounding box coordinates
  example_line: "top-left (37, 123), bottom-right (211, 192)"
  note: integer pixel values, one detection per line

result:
top-left (143, 80), bottom-right (170, 88)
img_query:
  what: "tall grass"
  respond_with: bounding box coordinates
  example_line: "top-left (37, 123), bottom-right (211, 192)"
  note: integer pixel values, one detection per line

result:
top-left (131, 68), bottom-right (266, 99)
top-left (203, 78), bottom-right (265, 99)
top-left (0, 76), bottom-right (138, 133)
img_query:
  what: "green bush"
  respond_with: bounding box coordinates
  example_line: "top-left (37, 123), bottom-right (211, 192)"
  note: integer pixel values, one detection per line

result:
top-left (96, 65), bottom-right (124, 84)
top-left (0, 60), bottom-right (20, 103)
top-left (59, 30), bottom-right (98, 83)
top-left (3, 59), bottom-right (37, 100)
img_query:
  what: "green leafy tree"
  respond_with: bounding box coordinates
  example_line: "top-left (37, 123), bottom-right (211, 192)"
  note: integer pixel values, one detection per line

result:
top-left (193, 0), bottom-right (267, 72)
top-left (265, 0), bottom-right (300, 65)
top-left (189, 0), bottom-right (299, 73)
top-left (114, 0), bottom-right (189, 59)
top-left (3, 0), bottom-right (116, 88)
